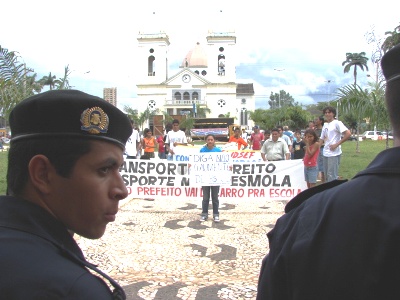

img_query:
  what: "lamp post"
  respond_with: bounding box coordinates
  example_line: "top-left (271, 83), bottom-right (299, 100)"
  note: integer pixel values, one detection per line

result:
top-left (274, 68), bottom-right (285, 108)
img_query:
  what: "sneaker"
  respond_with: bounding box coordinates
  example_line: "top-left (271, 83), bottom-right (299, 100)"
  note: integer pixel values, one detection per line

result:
top-left (200, 215), bottom-right (207, 222)
top-left (214, 216), bottom-right (220, 223)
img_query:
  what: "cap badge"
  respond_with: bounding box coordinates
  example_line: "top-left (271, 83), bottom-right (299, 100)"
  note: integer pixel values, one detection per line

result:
top-left (81, 107), bottom-right (109, 134)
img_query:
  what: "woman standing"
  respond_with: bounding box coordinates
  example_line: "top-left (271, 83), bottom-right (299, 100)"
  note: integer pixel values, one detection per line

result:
top-left (303, 129), bottom-right (320, 188)
top-left (141, 128), bottom-right (157, 159)
top-left (200, 134), bottom-right (222, 222)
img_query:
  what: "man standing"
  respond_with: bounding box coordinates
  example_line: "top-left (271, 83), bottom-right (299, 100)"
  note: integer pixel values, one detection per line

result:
top-left (314, 115), bottom-right (325, 182)
top-left (125, 120), bottom-right (141, 159)
top-left (229, 127), bottom-right (248, 150)
top-left (0, 90), bottom-right (130, 299)
top-left (320, 106), bottom-right (351, 182)
top-left (249, 125), bottom-right (264, 150)
top-left (241, 128), bottom-right (249, 142)
top-left (277, 125), bottom-right (292, 155)
top-left (256, 43), bottom-right (400, 300)
top-left (165, 119), bottom-right (188, 160)
top-left (260, 128), bottom-right (290, 161)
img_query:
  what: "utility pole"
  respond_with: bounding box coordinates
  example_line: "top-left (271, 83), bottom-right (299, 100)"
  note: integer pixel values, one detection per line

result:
top-left (274, 68), bottom-right (285, 108)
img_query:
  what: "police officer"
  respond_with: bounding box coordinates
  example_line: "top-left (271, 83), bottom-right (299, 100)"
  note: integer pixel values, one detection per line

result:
top-left (256, 44), bottom-right (400, 300)
top-left (0, 90), bottom-right (131, 299)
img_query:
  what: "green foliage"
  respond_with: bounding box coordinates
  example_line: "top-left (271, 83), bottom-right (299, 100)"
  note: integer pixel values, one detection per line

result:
top-left (0, 46), bottom-right (40, 124)
top-left (382, 23), bottom-right (400, 53)
top-left (342, 52), bottom-right (369, 85)
top-left (0, 151), bottom-right (7, 195)
top-left (340, 139), bottom-right (391, 180)
top-left (268, 90), bottom-right (296, 109)
top-left (249, 105), bottom-right (311, 130)
top-left (39, 72), bottom-right (57, 90)
top-left (55, 65), bottom-right (72, 90)
top-left (123, 105), bottom-right (140, 125)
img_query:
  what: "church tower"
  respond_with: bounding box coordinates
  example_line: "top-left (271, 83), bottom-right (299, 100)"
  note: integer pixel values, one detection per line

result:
top-left (205, 31), bottom-right (237, 83)
top-left (137, 31), bottom-right (170, 84)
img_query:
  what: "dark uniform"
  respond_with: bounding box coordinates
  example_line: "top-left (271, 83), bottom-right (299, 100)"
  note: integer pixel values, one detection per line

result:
top-left (0, 90), bottom-right (130, 299)
top-left (0, 197), bottom-right (124, 299)
top-left (257, 148), bottom-right (400, 300)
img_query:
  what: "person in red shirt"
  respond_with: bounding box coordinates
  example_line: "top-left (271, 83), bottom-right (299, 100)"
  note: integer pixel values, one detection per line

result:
top-left (156, 134), bottom-right (166, 159)
top-left (229, 127), bottom-right (248, 150)
top-left (250, 125), bottom-right (264, 150)
top-left (303, 128), bottom-right (320, 188)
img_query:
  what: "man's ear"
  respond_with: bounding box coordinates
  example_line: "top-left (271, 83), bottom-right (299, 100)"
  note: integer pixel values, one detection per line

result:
top-left (28, 155), bottom-right (56, 194)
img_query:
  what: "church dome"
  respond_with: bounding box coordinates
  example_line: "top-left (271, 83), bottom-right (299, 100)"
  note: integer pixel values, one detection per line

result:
top-left (181, 42), bottom-right (208, 68)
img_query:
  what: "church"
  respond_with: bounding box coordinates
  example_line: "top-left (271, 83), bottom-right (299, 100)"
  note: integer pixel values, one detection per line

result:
top-left (133, 28), bottom-right (255, 136)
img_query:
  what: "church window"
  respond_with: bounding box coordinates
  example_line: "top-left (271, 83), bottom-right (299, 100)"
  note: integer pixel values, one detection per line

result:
top-left (217, 99), bottom-right (226, 107)
top-left (148, 100), bottom-right (157, 110)
top-left (175, 92), bottom-right (181, 100)
top-left (183, 92), bottom-right (190, 100)
top-left (192, 92), bottom-right (199, 100)
top-left (148, 56), bottom-right (155, 76)
top-left (218, 54), bottom-right (225, 76)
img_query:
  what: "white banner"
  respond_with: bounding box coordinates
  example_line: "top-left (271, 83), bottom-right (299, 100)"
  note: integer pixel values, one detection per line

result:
top-left (120, 157), bottom-right (307, 201)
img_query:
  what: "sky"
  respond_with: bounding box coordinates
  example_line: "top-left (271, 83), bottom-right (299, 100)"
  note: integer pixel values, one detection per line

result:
top-left (2, 0), bottom-right (399, 111)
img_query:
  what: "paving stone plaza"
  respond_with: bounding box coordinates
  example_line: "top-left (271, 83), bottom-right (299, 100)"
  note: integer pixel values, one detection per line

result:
top-left (76, 197), bottom-right (287, 300)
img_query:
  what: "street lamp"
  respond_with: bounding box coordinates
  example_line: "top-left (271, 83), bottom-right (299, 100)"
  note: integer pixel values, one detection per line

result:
top-left (274, 68), bottom-right (285, 108)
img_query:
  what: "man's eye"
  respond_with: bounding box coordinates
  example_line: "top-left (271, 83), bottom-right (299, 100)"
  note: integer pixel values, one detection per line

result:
top-left (99, 167), bottom-right (111, 174)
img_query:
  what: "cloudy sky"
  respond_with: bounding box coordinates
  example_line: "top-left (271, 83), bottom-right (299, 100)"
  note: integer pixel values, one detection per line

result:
top-left (2, 0), bottom-right (399, 110)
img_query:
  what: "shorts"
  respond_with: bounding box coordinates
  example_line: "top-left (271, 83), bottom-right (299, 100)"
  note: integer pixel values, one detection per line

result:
top-left (304, 166), bottom-right (318, 184)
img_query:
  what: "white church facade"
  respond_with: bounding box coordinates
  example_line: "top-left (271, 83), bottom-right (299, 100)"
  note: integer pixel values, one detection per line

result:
top-left (133, 29), bottom-right (255, 131)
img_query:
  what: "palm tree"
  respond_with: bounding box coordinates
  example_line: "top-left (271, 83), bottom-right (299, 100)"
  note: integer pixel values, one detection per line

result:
top-left (56, 65), bottom-right (72, 90)
top-left (337, 80), bottom-right (388, 152)
top-left (382, 24), bottom-right (400, 53)
top-left (123, 105), bottom-right (140, 125)
top-left (137, 107), bottom-right (159, 131)
top-left (39, 72), bottom-right (58, 90)
top-left (0, 46), bottom-right (41, 127)
top-left (342, 52), bottom-right (369, 86)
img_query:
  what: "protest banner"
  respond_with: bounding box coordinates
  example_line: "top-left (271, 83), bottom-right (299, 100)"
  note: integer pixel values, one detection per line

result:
top-left (120, 157), bottom-right (307, 201)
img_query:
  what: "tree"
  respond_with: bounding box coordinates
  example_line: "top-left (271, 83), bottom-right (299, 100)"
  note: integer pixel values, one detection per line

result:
top-left (342, 52), bottom-right (369, 86)
top-left (56, 65), bottom-right (72, 89)
top-left (337, 80), bottom-right (389, 152)
top-left (194, 104), bottom-right (211, 118)
top-left (249, 105), bottom-right (311, 130)
top-left (0, 46), bottom-right (40, 128)
top-left (39, 72), bottom-right (58, 90)
top-left (268, 90), bottom-right (296, 109)
top-left (137, 107), bottom-right (159, 131)
top-left (180, 105), bottom-right (211, 136)
top-left (123, 105), bottom-right (140, 125)
top-left (382, 23), bottom-right (400, 53)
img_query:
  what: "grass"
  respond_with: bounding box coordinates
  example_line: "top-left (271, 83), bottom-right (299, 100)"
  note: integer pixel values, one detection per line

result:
top-left (0, 151), bottom-right (8, 195)
top-left (0, 139), bottom-right (393, 195)
top-left (340, 139), bottom-right (392, 180)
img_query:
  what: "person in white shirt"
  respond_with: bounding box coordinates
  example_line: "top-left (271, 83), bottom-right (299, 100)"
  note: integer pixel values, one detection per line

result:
top-left (320, 106), bottom-right (351, 182)
top-left (260, 128), bottom-right (290, 161)
top-left (277, 125), bottom-right (292, 156)
top-left (165, 119), bottom-right (188, 160)
top-left (125, 120), bottom-right (141, 159)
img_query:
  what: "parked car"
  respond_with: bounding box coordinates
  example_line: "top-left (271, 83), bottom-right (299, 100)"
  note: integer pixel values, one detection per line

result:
top-left (1, 137), bottom-right (10, 144)
top-left (361, 131), bottom-right (384, 140)
top-left (381, 131), bottom-right (394, 139)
